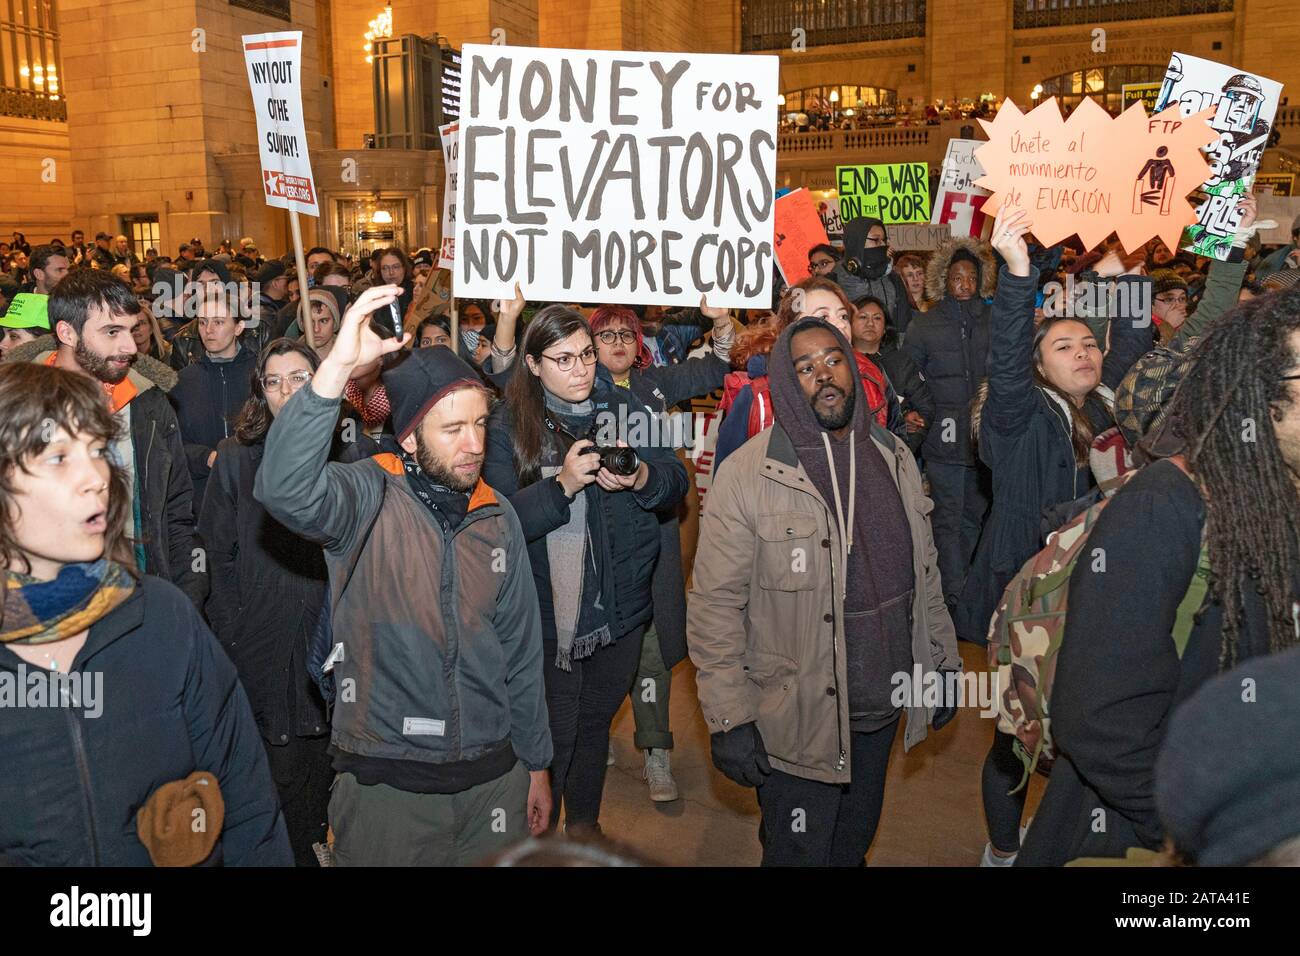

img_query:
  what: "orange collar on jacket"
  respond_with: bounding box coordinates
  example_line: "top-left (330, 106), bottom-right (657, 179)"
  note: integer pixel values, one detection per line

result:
top-left (44, 352), bottom-right (138, 414)
top-left (370, 452), bottom-right (498, 512)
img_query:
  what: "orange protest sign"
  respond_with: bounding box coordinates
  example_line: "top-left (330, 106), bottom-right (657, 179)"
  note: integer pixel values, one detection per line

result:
top-left (773, 188), bottom-right (831, 283)
top-left (974, 96), bottom-right (1217, 254)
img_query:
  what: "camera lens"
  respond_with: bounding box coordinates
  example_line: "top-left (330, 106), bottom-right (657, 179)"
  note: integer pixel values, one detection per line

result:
top-left (599, 447), bottom-right (640, 477)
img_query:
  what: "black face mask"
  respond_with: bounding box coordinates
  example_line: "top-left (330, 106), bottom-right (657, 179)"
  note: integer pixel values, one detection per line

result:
top-left (846, 245), bottom-right (890, 280)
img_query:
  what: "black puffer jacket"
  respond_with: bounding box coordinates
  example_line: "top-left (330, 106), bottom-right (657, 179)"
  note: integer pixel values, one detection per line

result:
top-left (484, 382), bottom-right (690, 648)
top-left (0, 577), bottom-right (292, 866)
top-left (953, 267), bottom-right (1151, 645)
top-left (903, 236), bottom-right (996, 465)
top-left (199, 419), bottom-right (377, 745)
top-left (865, 339), bottom-right (934, 454)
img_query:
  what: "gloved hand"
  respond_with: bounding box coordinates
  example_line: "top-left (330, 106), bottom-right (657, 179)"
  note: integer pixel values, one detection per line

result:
top-left (709, 721), bottom-right (772, 788)
top-left (931, 703), bottom-right (957, 732)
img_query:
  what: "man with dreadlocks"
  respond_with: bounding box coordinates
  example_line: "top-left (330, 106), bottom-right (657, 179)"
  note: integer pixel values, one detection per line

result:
top-left (1017, 287), bottom-right (1300, 866)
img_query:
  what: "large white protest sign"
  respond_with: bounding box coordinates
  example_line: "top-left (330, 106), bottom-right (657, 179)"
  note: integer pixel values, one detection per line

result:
top-left (438, 122), bottom-right (459, 269)
top-left (243, 32), bottom-right (318, 217)
top-left (456, 44), bottom-right (779, 308)
top-left (1153, 53), bottom-right (1282, 261)
top-left (931, 139), bottom-right (990, 238)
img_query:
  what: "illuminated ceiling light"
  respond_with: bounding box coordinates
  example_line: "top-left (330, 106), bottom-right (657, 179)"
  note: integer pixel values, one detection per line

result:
top-left (371, 209), bottom-right (393, 224)
top-left (20, 66), bottom-right (30, 77)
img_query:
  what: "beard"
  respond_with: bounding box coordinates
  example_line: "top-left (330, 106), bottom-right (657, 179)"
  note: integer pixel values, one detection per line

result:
top-left (75, 338), bottom-right (135, 384)
top-left (414, 430), bottom-right (481, 492)
top-left (812, 384), bottom-right (855, 432)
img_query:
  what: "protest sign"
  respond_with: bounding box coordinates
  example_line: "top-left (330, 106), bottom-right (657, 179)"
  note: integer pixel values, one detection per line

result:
top-left (1153, 53), bottom-right (1283, 261)
top-left (1121, 82), bottom-right (1162, 113)
top-left (1253, 172), bottom-right (1295, 197)
top-left (773, 189), bottom-right (830, 282)
top-left (438, 122), bottom-right (459, 269)
top-left (931, 139), bottom-right (990, 237)
top-left (975, 95), bottom-right (1216, 253)
top-left (818, 197), bottom-right (844, 241)
top-left (455, 44), bottom-right (779, 308)
top-left (836, 163), bottom-right (930, 223)
top-left (889, 223), bottom-right (953, 251)
top-left (242, 32), bottom-right (318, 217)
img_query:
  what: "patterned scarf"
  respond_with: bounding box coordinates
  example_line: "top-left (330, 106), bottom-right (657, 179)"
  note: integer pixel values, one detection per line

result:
top-left (399, 451), bottom-right (468, 531)
top-left (1, 560), bottom-right (135, 645)
top-left (344, 380), bottom-right (391, 429)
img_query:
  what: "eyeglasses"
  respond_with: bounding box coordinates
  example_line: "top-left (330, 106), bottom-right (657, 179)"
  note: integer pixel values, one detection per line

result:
top-left (541, 346), bottom-right (598, 371)
top-left (596, 329), bottom-right (637, 346)
top-left (864, 235), bottom-right (887, 247)
top-left (262, 370), bottom-right (313, 391)
top-left (1155, 293), bottom-right (1188, 306)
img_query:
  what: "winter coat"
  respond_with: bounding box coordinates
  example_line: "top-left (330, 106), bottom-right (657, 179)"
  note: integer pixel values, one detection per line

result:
top-left (170, 346), bottom-right (257, 516)
top-left (1017, 460), bottom-right (1274, 865)
top-left (687, 418), bottom-right (960, 784)
top-left (200, 432), bottom-right (359, 747)
top-left (254, 385), bottom-right (553, 775)
top-left (0, 576), bottom-right (293, 866)
top-left (597, 352), bottom-right (731, 669)
top-left (866, 340), bottom-right (934, 454)
top-left (5, 337), bottom-right (207, 610)
top-left (483, 382), bottom-right (690, 649)
top-left (904, 236), bottom-right (997, 465)
top-left (953, 267), bottom-right (1151, 644)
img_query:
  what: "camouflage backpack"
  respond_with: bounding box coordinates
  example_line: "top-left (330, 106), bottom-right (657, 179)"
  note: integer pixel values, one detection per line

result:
top-left (986, 459), bottom-right (1210, 791)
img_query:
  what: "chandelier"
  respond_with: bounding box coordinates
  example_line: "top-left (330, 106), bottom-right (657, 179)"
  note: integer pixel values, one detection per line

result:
top-left (364, 5), bottom-right (394, 65)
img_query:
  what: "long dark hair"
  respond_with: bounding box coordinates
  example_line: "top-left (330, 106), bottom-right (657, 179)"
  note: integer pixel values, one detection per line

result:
top-left (503, 304), bottom-right (592, 487)
top-left (1032, 316), bottom-right (1107, 464)
top-left (0, 363), bottom-right (137, 583)
top-left (234, 337), bottom-right (321, 444)
top-left (1170, 289), bottom-right (1300, 668)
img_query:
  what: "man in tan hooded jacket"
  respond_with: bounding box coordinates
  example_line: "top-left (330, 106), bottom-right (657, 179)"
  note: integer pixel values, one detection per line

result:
top-left (688, 318), bottom-right (960, 866)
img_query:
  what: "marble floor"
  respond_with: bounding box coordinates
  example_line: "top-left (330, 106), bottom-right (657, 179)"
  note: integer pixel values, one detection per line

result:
top-left (596, 642), bottom-right (1047, 866)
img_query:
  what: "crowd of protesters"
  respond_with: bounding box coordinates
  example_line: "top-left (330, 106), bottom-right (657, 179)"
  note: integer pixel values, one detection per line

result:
top-left (2, 199), bottom-right (1299, 870)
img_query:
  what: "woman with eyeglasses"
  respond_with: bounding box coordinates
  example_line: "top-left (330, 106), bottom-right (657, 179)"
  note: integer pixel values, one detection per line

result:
top-left (483, 306), bottom-right (689, 835)
top-left (198, 338), bottom-right (377, 866)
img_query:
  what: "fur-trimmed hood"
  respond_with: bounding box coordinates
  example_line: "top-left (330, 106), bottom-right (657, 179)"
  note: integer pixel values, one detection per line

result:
top-left (925, 235), bottom-right (998, 303)
top-left (2, 333), bottom-right (179, 393)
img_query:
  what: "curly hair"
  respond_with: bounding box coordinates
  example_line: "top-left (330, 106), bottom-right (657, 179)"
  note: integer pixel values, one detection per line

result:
top-left (1170, 289), bottom-right (1300, 667)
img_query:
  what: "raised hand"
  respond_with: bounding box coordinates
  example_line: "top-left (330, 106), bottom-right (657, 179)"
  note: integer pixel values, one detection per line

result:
top-left (991, 206), bottom-right (1033, 278)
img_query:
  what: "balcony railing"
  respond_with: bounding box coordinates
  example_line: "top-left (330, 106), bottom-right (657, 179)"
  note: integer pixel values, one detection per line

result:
top-left (1014, 0), bottom-right (1233, 30)
top-left (0, 88), bottom-right (67, 122)
top-left (778, 125), bottom-right (934, 156)
top-left (741, 0), bottom-right (926, 52)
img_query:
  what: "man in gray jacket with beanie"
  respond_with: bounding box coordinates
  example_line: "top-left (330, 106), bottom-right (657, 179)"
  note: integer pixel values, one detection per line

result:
top-left (256, 284), bottom-right (552, 866)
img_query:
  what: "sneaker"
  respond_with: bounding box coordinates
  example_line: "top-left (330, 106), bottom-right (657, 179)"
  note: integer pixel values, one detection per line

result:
top-left (981, 842), bottom-right (1017, 867)
top-left (643, 748), bottom-right (679, 803)
top-left (607, 744), bottom-right (616, 767)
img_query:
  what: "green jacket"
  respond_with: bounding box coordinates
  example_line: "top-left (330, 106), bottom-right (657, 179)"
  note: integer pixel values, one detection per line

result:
top-left (254, 385), bottom-right (552, 772)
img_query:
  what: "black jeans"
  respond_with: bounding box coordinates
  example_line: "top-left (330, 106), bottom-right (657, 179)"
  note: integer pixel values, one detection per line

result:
top-left (926, 461), bottom-right (991, 606)
top-left (263, 733), bottom-right (333, 867)
top-left (755, 721), bottom-right (898, 866)
top-left (542, 626), bottom-right (644, 829)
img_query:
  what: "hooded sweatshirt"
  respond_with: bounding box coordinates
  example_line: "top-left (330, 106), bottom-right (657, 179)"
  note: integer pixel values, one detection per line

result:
top-left (768, 318), bottom-right (915, 727)
top-left (829, 217), bottom-right (915, 338)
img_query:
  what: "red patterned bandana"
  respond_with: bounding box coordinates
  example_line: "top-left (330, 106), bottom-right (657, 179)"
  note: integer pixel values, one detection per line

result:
top-left (345, 380), bottom-right (392, 428)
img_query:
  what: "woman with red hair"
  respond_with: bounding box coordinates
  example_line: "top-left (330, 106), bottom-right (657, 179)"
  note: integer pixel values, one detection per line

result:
top-left (714, 276), bottom-right (901, 468)
top-left (587, 299), bottom-right (735, 804)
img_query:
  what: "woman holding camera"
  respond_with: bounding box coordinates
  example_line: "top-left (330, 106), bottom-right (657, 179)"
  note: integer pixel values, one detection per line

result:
top-left (483, 305), bottom-right (689, 835)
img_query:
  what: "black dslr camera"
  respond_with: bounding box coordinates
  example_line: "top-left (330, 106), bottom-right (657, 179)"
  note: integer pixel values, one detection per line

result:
top-left (584, 427), bottom-right (640, 477)
top-left (548, 415), bottom-right (641, 477)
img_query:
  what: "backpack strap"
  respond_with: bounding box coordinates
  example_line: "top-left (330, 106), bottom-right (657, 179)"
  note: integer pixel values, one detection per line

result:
top-left (1171, 539), bottom-right (1211, 658)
